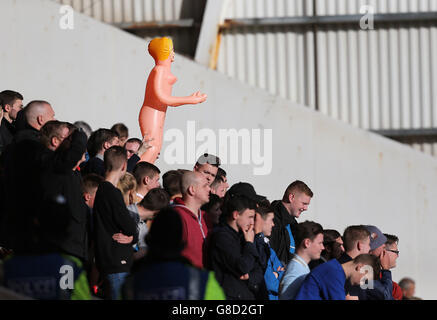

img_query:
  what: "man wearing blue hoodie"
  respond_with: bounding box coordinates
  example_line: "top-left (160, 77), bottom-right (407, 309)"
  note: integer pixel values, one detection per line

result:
top-left (253, 202), bottom-right (285, 300)
top-left (295, 253), bottom-right (381, 300)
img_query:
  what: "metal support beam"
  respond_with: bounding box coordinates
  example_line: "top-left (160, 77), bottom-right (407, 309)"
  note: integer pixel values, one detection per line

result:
top-left (114, 19), bottom-right (195, 31)
top-left (371, 128), bottom-right (437, 144)
top-left (220, 12), bottom-right (437, 30)
top-left (195, 0), bottom-right (229, 68)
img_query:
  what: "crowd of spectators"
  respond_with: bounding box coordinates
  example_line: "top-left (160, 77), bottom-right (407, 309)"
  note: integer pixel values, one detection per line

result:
top-left (0, 90), bottom-right (420, 300)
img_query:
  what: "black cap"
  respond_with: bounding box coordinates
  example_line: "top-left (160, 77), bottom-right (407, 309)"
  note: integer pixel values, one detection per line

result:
top-left (228, 182), bottom-right (266, 203)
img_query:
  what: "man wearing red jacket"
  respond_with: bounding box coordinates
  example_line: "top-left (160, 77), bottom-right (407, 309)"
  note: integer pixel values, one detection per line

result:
top-left (172, 171), bottom-right (211, 269)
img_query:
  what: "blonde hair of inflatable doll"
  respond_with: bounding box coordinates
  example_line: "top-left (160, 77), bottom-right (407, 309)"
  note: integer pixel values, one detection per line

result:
top-left (148, 37), bottom-right (174, 61)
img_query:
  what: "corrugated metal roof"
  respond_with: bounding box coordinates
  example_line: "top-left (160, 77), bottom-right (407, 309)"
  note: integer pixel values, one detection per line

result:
top-left (216, 0), bottom-right (437, 157)
top-left (55, 0), bottom-right (205, 23)
top-left (54, 0), bottom-right (206, 56)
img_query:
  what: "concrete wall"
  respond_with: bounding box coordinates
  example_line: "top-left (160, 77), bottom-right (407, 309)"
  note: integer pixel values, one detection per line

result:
top-left (1, 0), bottom-right (437, 299)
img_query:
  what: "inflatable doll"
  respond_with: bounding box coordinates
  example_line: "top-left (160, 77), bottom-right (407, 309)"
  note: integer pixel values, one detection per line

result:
top-left (139, 37), bottom-right (207, 163)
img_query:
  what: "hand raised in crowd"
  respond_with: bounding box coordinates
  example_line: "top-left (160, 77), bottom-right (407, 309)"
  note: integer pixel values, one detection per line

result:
top-left (380, 248), bottom-right (391, 270)
top-left (242, 224), bottom-right (255, 243)
top-left (254, 213), bottom-right (264, 235)
top-left (346, 294), bottom-right (359, 300)
top-left (112, 232), bottom-right (133, 244)
top-left (136, 133), bottom-right (154, 158)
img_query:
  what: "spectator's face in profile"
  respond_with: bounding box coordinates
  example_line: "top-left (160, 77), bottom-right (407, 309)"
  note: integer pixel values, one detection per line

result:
top-left (109, 137), bottom-right (119, 148)
top-left (118, 136), bottom-right (128, 147)
top-left (331, 236), bottom-right (345, 259)
top-left (404, 283), bottom-right (416, 299)
top-left (221, 176), bottom-right (229, 189)
top-left (351, 263), bottom-right (368, 286)
top-left (307, 233), bottom-right (324, 260)
top-left (386, 242), bottom-right (399, 268)
top-left (208, 203), bottom-right (222, 225)
top-left (9, 99), bottom-right (23, 120)
top-left (85, 187), bottom-right (98, 209)
top-left (52, 126), bottom-right (70, 150)
top-left (194, 163), bottom-right (218, 186)
top-left (213, 182), bottom-right (227, 198)
top-left (261, 212), bottom-right (275, 237)
top-left (125, 141), bottom-right (141, 159)
top-left (149, 173), bottom-right (161, 189)
top-left (42, 104), bottom-right (56, 125)
top-left (236, 208), bottom-right (255, 232)
top-left (289, 192), bottom-right (311, 218)
top-left (358, 236), bottom-right (371, 254)
top-left (104, 136), bottom-right (120, 152)
top-left (195, 177), bottom-right (211, 205)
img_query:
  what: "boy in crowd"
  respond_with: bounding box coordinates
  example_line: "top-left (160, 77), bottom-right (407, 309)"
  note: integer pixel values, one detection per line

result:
top-left (81, 128), bottom-right (119, 177)
top-left (81, 173), bottom-right (104, 295)
top-left (133, 161), bottom-right (161, 202)
top-left (338, 225), bottom-right (371, 263)
top-left (162, 169), bottom-right (183, 202)
top-left (309, 229), bottom-right (344, 269)
top-left (295, 254), bottom-right (381, 300)
top-left (82, 174), bottom-right (104, 210)
top-left (208, 183), bottom-right (267, 300)
top-left (111, 123), bottom-right (129, 147)
top-left (125, 138), bottom-right (142, 159)
top-left (93, 146), bottom-right (138, 300)
top-left (210, 168), bottom-right (229, 198)
top-left (253, 201), bottom-right (284, 300)
top-left (126, 188), bottom-right (170, 260)
top-left (202, 194), bottom-right (223, 232)
top-left (279, 221), bottom-right (324, 300)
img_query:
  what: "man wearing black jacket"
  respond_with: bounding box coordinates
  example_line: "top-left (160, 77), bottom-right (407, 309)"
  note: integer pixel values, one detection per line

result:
top-left (80, 128), bottom-right (119, 177)
top-left (0, 90), bottom-right (23, 155)
top-left (0, 101), bottom-right (56, 253)
top-left (208, 183), bottom-right (268, 300)
top-left (38, 121), bottom-right (89, 261)
top-left (269, 180), bottom-right (313, 265)
top-left (93, 146), bottom-right (138, 300)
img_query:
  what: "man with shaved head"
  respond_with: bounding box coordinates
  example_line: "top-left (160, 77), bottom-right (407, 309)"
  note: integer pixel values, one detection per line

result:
top-left (171, 171), bottom-right (211, 268)
top-left (0, 100), bottom-right (75, 256)
top-left (24, 100), bottom-right (55, 131)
